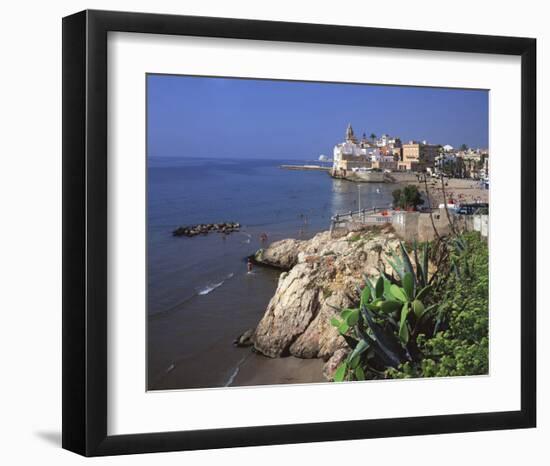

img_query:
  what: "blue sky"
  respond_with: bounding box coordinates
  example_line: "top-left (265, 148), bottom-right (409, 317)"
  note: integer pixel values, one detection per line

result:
top-left (147, 74), bottom-right (488, 160)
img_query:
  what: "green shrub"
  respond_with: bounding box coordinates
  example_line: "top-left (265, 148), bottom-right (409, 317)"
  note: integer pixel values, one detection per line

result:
top-left (387, 232), bottom-right (489, 378)
top-left (330, 232), bottom-right (489, 381)
top-left (392, 185), bottom-right (425, 210)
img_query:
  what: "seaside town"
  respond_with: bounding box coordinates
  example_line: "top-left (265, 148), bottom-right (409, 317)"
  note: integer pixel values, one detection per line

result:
top-left (240, 123), bottom-right (491, 384)
top-left (161, 122), bottom-right (492, 388)
top-left (279, 123), bottom-right (490, 240)
top-left (330, 123), bottom-right (489, 184)
top-left (148, 74), bottom-right (490, 391)
top-left (324, 123), bottom-right (489, 239)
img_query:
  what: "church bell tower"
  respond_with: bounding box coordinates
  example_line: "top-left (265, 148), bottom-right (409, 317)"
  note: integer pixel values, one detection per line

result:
top-left (345, 123), bottom-right (357, 143)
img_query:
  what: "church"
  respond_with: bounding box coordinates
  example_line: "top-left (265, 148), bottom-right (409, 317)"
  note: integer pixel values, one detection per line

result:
top-left (332, 124), bottom-right (397, 176)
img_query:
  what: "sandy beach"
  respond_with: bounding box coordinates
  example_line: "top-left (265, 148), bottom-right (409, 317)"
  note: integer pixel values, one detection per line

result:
top-left (399, 176), bottom-right (489, 207)
top-left (230, 354), bottom-right (325, 387)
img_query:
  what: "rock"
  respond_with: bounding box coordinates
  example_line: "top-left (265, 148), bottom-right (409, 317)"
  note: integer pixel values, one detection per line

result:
top-left (253, 238), bottom-right (304, 270)
top-left (289, 291), bottom-right (352, 359)
top-left (172, 221), bottom-right (241, 237)
top-left (251, 226), bottom-right (402, 369)
top-left (253, 263), bottom-right (321, 357)
top-left (323, 348), bottom-right (350, 381)
top-left (234, 328), bottom-right (255, 347)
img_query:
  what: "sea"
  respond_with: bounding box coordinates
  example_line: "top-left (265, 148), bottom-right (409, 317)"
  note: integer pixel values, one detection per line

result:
top-left (147, 156), bottom-right (395, 390)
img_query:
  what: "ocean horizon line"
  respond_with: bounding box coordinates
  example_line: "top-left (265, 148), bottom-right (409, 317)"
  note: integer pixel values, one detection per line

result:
top-left (147, 154), bottom-right (322, 162)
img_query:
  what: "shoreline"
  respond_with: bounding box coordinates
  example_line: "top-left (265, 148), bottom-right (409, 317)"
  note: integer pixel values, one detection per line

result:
top-left (229, 353), bottom-right (325, 387)
top-left (280, 164), bottom-right (331, 171)
top-left (147, 158), bottom-right (364, 390)
top-left (400, 176), bottom-right (489, 206)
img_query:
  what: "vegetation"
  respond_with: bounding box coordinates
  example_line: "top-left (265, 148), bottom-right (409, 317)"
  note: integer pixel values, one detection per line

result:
top-left (330, 232), bottom-right (488, 381)
top-left (392, 185), bottom-right (425, 211)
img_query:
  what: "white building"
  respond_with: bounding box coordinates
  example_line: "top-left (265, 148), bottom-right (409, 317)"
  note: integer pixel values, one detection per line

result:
top-left (376, 134), bottom-right (399, 147)
top-left (332, 124), bottom-right (370, 174)
top-left (443, 144), bottom-right (454, 152)
top-left (332, 124), bottom-right (398, 175)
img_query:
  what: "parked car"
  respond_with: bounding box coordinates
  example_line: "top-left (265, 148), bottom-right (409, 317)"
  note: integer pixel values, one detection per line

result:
top-left (456, 203), bottom-right (489, 215)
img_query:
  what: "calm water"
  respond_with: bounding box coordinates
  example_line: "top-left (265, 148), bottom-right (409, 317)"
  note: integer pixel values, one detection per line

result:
top-left (147, 157), bottom-right (394, 390)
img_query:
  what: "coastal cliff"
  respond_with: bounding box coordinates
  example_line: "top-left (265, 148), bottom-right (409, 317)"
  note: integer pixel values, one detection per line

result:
top-left (250, 225), bottom-right (401, 379)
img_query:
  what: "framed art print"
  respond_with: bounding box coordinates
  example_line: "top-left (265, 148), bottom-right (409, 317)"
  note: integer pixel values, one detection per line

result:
top-left (62, 10), bottom-right (536, 456)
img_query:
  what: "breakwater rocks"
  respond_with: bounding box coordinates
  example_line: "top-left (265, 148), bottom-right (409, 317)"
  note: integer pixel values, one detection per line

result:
top-left (247, 224), bottom-right (402, 380)
top-left (172, 222), bottom-right (240, 237)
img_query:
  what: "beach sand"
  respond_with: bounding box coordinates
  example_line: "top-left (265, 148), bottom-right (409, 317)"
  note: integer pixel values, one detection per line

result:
top-left (402, 177), bottom-right (489, 207)
top-left (230, 353), bottom-right (325, 387)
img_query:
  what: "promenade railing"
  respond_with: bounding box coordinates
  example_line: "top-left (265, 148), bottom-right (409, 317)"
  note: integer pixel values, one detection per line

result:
top-left (329, 207), bottom-right (395, 232)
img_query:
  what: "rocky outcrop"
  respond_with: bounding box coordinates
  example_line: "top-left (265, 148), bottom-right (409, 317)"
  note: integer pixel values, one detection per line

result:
top-left (251, 224), bottom-right (401, 378)
top-left (289, 291), bottom-right (353, 359)
top-left (253, 238), bottom-right (303, 270)
top-left (253, 263), bottom-right (321, 357)
top-left (173, 222), bottom-right (240, 237)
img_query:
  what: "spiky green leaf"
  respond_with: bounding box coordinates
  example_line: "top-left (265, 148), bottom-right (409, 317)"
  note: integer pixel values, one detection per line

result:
top-left (383, 277), bottom-right (393, 299)
top-left (422, 241), bottom-right (429, 286)
top-left (361, 305), bottom-right (405, 367)
top-left (349, 354), bottom-right (361, 369)
top-left (399, 242), bottom-right (414, 276)
top-left (363, 276), bottom-right (375, 297)
top-left (390, 284), bottom-right (408, 303)
top-left (386, 257), bottom-right (404, 280)
top-left (403, 272), bottom-right (414, 300)
top-left (348, 338), bottom-right (369, 363)
top-left (413, 240), bottom-right (422, 285)
top-left (399, 303), bottom-right (410, 344)
top-left (342, 334), bottom-right (359, 349)
top-left (375, 276), bottom-right (384, 299)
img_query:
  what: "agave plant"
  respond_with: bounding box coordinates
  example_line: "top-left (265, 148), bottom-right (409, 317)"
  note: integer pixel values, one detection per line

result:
top-left (330, 241), bottom-right (438, 382)
top-left (449, 235), bottom-right (471, 279)
top-left (385, 240), bottom-right (429, 289)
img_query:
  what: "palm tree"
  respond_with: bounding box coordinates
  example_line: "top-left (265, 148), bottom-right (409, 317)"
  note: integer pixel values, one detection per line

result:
top-left (370, 133), bottom-right (376, 142)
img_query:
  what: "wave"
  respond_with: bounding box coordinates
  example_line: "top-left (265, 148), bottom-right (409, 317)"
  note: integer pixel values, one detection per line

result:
top-left (224, 354), bottom-right (250, 387)
top-left (196, 272), bottom-right (235, 296)
top-left (149, 272), bottom-right (236, 319)
top-left (197, 281), bottom-right (224, 295)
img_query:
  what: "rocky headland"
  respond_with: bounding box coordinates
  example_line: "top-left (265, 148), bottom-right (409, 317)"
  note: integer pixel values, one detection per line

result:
top-left (241, 224), bottom-right (402, 380)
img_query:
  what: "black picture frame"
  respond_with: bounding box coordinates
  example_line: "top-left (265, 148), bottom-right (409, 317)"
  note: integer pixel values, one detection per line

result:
top-left (62, 9), bottom-right (537, 457)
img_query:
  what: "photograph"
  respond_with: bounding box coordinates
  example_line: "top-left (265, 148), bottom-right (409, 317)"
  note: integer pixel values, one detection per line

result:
top-left (146, 74), bottom-right (490, 391)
